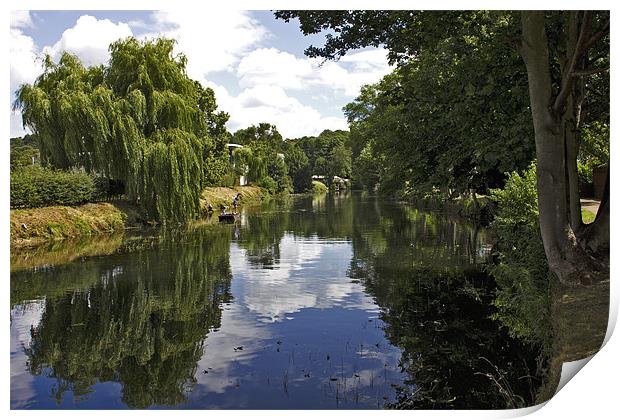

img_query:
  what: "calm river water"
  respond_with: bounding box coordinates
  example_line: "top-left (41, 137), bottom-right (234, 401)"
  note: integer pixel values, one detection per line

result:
top-left (10, 193), bottom-right (541, 409)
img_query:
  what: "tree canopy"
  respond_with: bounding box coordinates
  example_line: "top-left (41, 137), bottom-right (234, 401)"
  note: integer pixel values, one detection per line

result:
top-left (277, 10), bottom-right (610, 284)
top-left (14, 37), bottom-right (230, 223)
top-left (342, 20), bottom-right (535, 197)
top-left (231, 123), bottom-right (293, 194)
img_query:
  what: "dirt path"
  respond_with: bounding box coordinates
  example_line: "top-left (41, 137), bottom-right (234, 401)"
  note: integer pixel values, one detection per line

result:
top-left (581, 198), bottom-right (601, 215)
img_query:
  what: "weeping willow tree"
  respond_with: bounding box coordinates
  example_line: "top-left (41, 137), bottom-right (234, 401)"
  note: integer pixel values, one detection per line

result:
top-left (14, 37), bottom-right (229, 223)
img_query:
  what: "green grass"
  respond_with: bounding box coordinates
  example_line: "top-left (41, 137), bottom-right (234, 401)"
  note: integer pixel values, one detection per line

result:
top-left (200, 186), bottom-right (267, 212)
top-left (11, 202), bottom-right (133, 247)
top-left (582, 209), bottom-right (596, 224)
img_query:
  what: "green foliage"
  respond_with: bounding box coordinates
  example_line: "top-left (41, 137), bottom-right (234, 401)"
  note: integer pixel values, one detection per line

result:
top-left (288, 129), bottom-right (351, 185)
top-left (92, 177), bottom-right (125, 200)
top-left (311, 180), bottom-right (328, 194)
top-left (256, 176), bottom-right (278, 195)
top-left (278, 12), bottom-right (537, 197)
top-left (490, 163), bottom-right (538, 225)
top-left (582, 209), bottom-right (596, 225)
top-left (488, 163), bottom-right (552, 346)
top-left (328, 143), bottom-right (352, 182)
top-left (342, 32), bottom-right (534, 197)
top-left (231, 124), bottom-right (293, 194)
top-left (284, 145), bottom-right (313, 192)
top-left (14, 37), bottom-right (230, 223)
top-left (10, 136), bottom-right (40, 169)
top-left (353, 144), bottom-right (381, 190)
top-left (233, 147), bottom-right (265, 183)
top-left (10, 144), bottom-right (40, 168)
top-left (232, 123), bottom-right (283, 150)
top-left (578, 122), bottom-right (609, 184)
top-left (268, 155), bottom-right (293, 194)
top-left (11, 165), bottom-right (95, 208)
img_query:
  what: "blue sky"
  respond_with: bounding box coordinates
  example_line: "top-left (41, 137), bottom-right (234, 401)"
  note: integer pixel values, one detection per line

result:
top-left (10, 10), bottom-right (392, 138)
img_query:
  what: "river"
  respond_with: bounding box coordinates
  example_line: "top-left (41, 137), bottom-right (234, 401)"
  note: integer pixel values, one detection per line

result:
top-left (10, 193), bottom-right (541, 409)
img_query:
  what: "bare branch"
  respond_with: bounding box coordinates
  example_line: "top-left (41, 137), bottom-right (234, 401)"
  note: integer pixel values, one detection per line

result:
top-left (581, 20), bottom-right (610, 53)
top-left (571, 66), bottom-right (610, 77)
top-left (553, 12), bottom-right (592, 115)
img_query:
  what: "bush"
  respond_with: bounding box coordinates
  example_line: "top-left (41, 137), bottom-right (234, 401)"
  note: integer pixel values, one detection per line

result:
top-left (11, 166), bottom-right (95, 208)
top-left (256, 176), bottom-right (278, 195)
top-left (285, 146), bottom-right (313, 193)
top-left (488, 163), bottom-right (552, 347)
top-left (10, 145), bottom-right (40, 169)
top-left (311, 180), bottom-right (328, 194)
top-left (268, 155), bottom-right (293, 194)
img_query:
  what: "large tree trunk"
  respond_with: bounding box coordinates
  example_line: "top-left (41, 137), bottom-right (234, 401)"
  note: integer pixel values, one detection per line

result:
top-left (520, 12), bottom-right (601, 285)
top-left (579, 166), bottom-right (610, 257)
top-left (564, 93), bottom-right (583, 232)
top-left (564, 11), bottom-right (584, 232)
top-left (565, 125), bottom-right (582, 230)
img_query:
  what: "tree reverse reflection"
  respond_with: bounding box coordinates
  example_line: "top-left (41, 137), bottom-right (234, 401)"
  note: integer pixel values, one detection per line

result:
top-left (11, 193), bottom-right (542, 409)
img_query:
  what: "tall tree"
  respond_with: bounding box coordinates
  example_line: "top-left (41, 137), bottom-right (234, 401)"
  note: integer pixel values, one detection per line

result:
top-left (14, 37), bottom-right (230, 223)
top-left (519, 11), bottom-right (609, 283)
top-left (275, 10), bottom-right (609, 284)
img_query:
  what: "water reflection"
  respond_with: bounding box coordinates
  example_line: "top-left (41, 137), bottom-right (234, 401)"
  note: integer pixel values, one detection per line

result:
top-left (10, 193), bottom-right (540, 409)
top-left (12, 227), bottom-right (233, 408)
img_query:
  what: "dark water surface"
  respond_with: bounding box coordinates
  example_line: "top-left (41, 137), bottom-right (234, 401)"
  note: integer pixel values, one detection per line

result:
top-left (10, 193), bottom-right (541, 409)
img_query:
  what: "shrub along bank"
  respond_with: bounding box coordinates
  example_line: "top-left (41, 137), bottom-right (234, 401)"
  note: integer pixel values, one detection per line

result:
top-left (11, 166), bottom-right (95, 208)
top-left (10, 202), bottom-right (137, 248)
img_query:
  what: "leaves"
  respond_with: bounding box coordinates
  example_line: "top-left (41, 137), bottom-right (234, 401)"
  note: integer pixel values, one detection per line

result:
top-left (14, 37), bottom-right (229, 223)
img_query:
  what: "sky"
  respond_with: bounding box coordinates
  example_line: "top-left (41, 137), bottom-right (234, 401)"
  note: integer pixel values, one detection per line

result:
top-left (9, 10), bottom-right (393, 139)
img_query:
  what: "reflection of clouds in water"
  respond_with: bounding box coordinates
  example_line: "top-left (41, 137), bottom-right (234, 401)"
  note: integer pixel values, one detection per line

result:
top-left (11, 300), bottom-right (45, 408)
top-left (194, 235), bottom-right (389, 398)
top-left (196, 304), bottom-right (273, 395)
top-left (231, 234), bottom-right (376, 322)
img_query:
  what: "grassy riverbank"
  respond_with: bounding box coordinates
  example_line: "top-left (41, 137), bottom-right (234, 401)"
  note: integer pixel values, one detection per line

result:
top-left (10, 186), bottom-right (269, 248)
top-left (200, 185), bottom-right (268, 211)
top-left (10, 202), bottom-right (141, 248)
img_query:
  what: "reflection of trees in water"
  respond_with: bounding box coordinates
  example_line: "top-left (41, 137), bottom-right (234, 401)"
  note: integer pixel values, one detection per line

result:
top-left (347, 203), bottom-right (542, 409)
top-left (235, 194), bottom-right (540, 407)
top-left (235, 194), bottom-right (355, 267)
top-left (350, 200), bottom-right (491, 268)
top-left (22, 226), bottom-right (233, 408)
top-left (10, 233), bottom-right (125, 273)
top-left (15, 194), bottom-right (543, 409)
top-left (236, 207), bottom-right (288, 268)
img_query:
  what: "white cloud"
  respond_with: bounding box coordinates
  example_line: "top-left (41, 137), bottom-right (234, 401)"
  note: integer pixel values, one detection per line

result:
top-left (9, 11), bottom-right (391, 139)
top-left (11, 11), bottom-right (33, 29)
top-left (315, 49), bottom-right (392, 96)
top-left (10, 15), bottom-right (43, 137)
top-left (236, 47), bottom-right (392, 98)
top-left (44, 15), bottom-right (133, 67)
top-left (138, 10), bottom-right (268, 80)
top-left (207, 82), bottom-right (347, 138)
top-left (214, 46), bottom-right (391, 137)
top-left (10, 29), bottom-right (41, 96)
top-left (237, 48), bottom-right (313, 90)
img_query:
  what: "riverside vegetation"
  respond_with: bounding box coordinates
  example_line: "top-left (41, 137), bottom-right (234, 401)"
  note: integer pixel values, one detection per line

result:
top-left (10, 10), bottom-right (609, 410)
